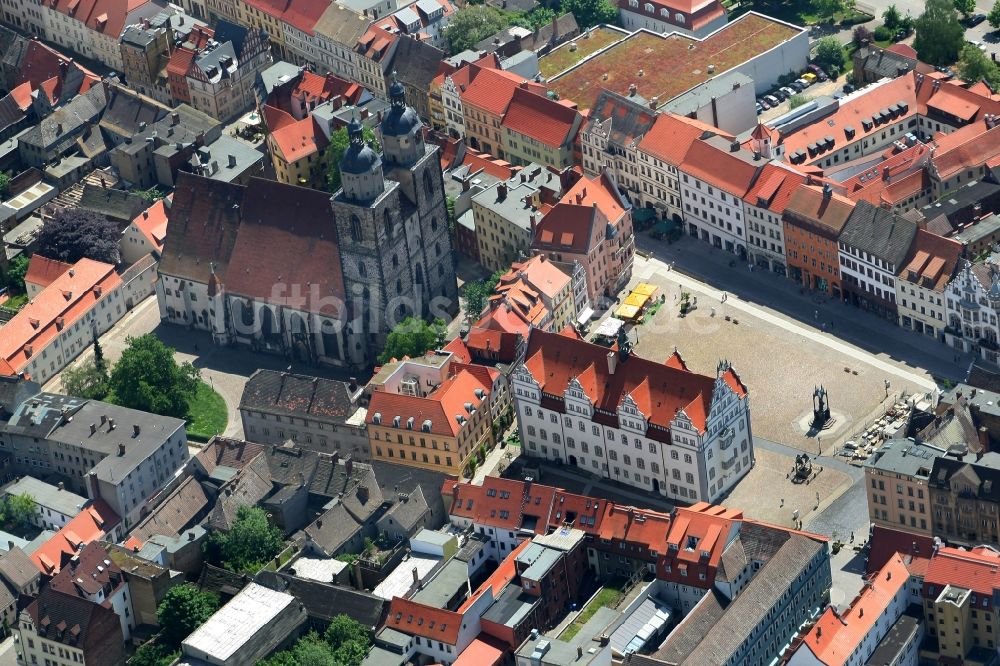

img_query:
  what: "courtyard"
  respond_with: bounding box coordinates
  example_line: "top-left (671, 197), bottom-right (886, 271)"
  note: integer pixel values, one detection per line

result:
top-left (623, 254), bottom-right (937, 456)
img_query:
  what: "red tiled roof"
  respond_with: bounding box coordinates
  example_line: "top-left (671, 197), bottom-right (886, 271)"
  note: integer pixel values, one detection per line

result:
top-left (488, 280), bottom-right (548, 328)
top-left (638, 112), bottom-right (724, 166)
top-left (387, 597), bottom-right (462, 644)
top-left (367, 368), bottom-right (491, 437)
top-left (31, 500), bottom-right (120, 575)
top-left (453, 637), bottom-right (505, 666)
top-left (131, 199), bottom-right (168, 253)
top-left (44, 0), bottom-right (148, 39)
top-left (781, 74), bottom-right (917, 162)
top-left (461, 68), bottom-right (528, 117)
top-left (0, 259), bottom-right (121, 376)
top-left (521, 328), bottom-right (737, 432)
top-left (743, 162), bottom-right (806, 214)
top-left (166, 46), bottom-right (196, 77)
top-left (800, 554), bottom-right (910, 665)
top-left (357, 25), bottom-right (397, 61)
top-left (886, 43), bottom-right (917, 58)
top-left (898, 228), bottom-right (962, 293)
top-left (16, 39), bottom-right (99, 92)
top-left (502, 254), bottom-right (570, 300)
top-left (465, 324), bottom-right (521, 362)
top-left (502, 87), bottom-right (580, 149)
top-left (280, 0), bottom-right (331, 34)
top-left (865, 524), bottom-right (934, 577)
top-left (461, 151), bottom-right (514, 181)
top-left (222, 179), bottom-right (345, 315)
top-left (459, 540), bottom-right (530, 612)
top-left (682, 138), bottom-right (761, 196)
top-left (441, 337), bottom-right (472, 364)
top-left (783, 184), bottom-right (856, 234)
top-left (924, 545), bottom-right (1000, 603)
top-left (270, 112), bottom-right (329, 164)
top-left (931, 120), bottom-right (1000, 180)
top-left (24, 256), bottom-right (72, 291)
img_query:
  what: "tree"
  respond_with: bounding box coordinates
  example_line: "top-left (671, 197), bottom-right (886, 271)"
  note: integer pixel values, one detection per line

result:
top-left (206, 506), bottom-right (283, 573)
top-left (444, 6), bottom-right (508, 55)
top-left (959, 43), bottom-right (1000, 86)
top-left (332, 640), bottom-right (369, 666)
top-left (560, 0), bottom-right (617, 28)
top-left (325, 615), bottom-right (372, 649)
top-left (378, 317), bottom-right (447, 363)
top-left (990, 0), bottom-right (1000, 27)
top-left (132, 187), bottom-right (164, 204)
top-left (812, 0), bottom-right (843, 20)
top-left (324, 125), bottom-right (380, 193)
top-left (130, 642), bottom-right (180, 666)
top-left (954, 0), bottom-right (975, 16)
top-left (461, 269), bottom-right (504, 321)
top-left (0, 172), bottom-right (9, 197)
top-left (157, 584), bottom-right (219, 648)
top-left (882, 4), bottom-right (902, 29)
top-left (510, 6), bottom-right (556, 29)
top-left (853, 24), bottom-right (873, 46)
top-left (2, 254), bottom-right (28, 293)
top-left (813, 37), bottom-right (846, 75)
top-left (61, 359), bottom-right (109, 400)
top-left (107, 334), bottom-right (199, 418)
top-left (92, 333), bottom-right (105, 371)
top-left (914, 0), bottom-right (965, 65)
top-left (35, 209), bottom-right (119, 265)
top-left (3, 494), bottom-right (34, 528)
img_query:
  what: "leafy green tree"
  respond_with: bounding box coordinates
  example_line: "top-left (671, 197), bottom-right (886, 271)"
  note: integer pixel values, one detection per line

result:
top-left (332, 640), bottom-right (369, 665)
top-left (959, 43), bottom-right (1000, 86)
top-left (61, 360), bottom-right (109, 400)
top-left (157, 585), bottom-right (219, 648)
top-left (989, 0), bottom-right (1000, 27)
top-left (813, 37), bottom-right (846, 75)
top-left (2, 254), bottom-right (28, 292)
top-left (954, 0), bottom-right (976, 15)
top-left (511, 6), bottom-right (556, 29)
top-left (129, 642), bottom-right (180, 666)
top-left (378, 317), bottom-right (447, 363)
top-left (882, 4), bottom-right (902, 29)
top-left (325, 615), bottom-right (372, 649)
top-left (444, 6), bottom-right (508, 55)
top-left (560, 0), bottom-right (617, 28)
top-left (461, 269), bottom-right (504, 321)
top-left (0, 172), bottom-right (9, 197)
top-left (107, 335), bottom-right (199, 419)
top-left (208, 506), bottom-right (283, 573)
top-left (93, 333), bottom-right (105, 371)
top-left (325, 124), bottom-right (380, 192)
top-left (132, 187), bottom-right (165, 204)
top-left (3, 494), bottom-right (34, 528)
top-left (812, 0), bottom-right (843, 20)
top-left (915, 0), bottom-right (965, 65)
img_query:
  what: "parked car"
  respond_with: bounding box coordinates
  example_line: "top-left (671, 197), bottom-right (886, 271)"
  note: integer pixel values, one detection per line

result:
top-left (843, 82), bottom-right (855, 94)
top-left (796, 77), bottom-right (812, 88)
top-left (970, 12), bottom-right (987, 25)
top-left (801, 72), bottom-right (817, 83)
top-left (772, 89), bottom-right (788, 101)
top-left (807, 64), bottom-right (829, 81)
top-left (789, 80), bottom-right (806, 92)
top-left (780, 86), bottom-right (796, 98)
top-left (764, 94), bottom-right (780, 106)
top-left (758, 97), bottom-right (771, 109)
top-left (756, 102), bottom-right (763, 114)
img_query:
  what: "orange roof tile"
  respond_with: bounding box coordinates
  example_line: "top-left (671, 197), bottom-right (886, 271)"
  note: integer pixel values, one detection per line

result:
top-left (461, 68), bottom-right (528, 117)
top-left (682, 138), bottom-right (762, 196)
top-left (387, 598), bottom-right (462, 644)
top-left (9, 82), bottom-right (32, 110)
top-left (783, 184), bottom-right (856, 235)
top-left (367, 368), bottom-right (491, 437)
top-left (270, 114), bottom-right (328, 164)
top-left (24, 256), bottom-right (72, 291)
top-left (924, 545), bottom-right (1000, 601)
top-left (30, 499), bottom-right (120, 575)
top-left (898, 228), bottom-right (962, 293)
top-left (131, 199), bottom-right (168, 253)
top-left (781, 74), bottom-right (917, 163)
top-left (800, 554), bottom-right (910, 665)
top-left (503, 255), bottom-right (570, 300)
top-left (931, 120), bottom-right (1000, 180)
top-left (638, 112), bottom-right (728, 165)
top-left (459, 540), bottom-right (530, 613)
top-left (0, 258), bottom-right (121, 375)
top-left (502, 87), bottom-right (580, 149)
top-left (743, 162), bottom-right (806, 214)
top-left (453, 637), bottom-right (504, 666)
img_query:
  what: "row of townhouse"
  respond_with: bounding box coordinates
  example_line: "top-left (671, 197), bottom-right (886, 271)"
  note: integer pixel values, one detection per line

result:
top-left (578, 69), bottom-right (1000, 347)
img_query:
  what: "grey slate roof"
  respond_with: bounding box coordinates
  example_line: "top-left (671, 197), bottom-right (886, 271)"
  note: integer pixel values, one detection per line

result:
top-left (864, 439), bottom-right (944, 478)
top-left (78, 184), bottom-right (148, 223)
top-left (254, 569), bottom-right (386, 629)
top-left (379, 484), bottom-right (429, 532)
top-left (4, 477), bottom-right (87, 518)
top-left (929, 453), bottom-right (1000, 501)
top-left (239, 370), bottom-right (362, 424)
top-left (840, 200), bottom-right (918, 269)
top-left (0, 376), bottom-right (39, 422)
top-left (384, 36), bottom-right (443, 93)
top-left (19, 84), bottom-right (107, 155)
top-left (0, 546), bottom-right (40, 592)
top-left (304, 502), bottom-right (363, 555)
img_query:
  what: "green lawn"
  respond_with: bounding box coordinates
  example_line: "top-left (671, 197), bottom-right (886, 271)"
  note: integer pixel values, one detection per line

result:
top-left (561, 583), bottom-right (624, 640)
top-left (186, 381), bottom-right (227, 442)
top-left (3, 293), bottom-right (28, 311)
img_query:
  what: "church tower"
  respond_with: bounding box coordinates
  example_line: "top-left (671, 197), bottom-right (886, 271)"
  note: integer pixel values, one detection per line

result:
top-left (331, 86), bottom-right (458, 369)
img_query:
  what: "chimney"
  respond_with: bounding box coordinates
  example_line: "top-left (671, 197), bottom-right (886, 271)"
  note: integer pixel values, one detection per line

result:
top-left (117, 443), bottom-right (125, 456)
top-left (346, 457), bottom-right (353, 476)
top-left (412, 566), bottom-right (419, 585)
top-left (89, 423), bottom-right (96, 436)
top-left (133, 424), bottom-right (140, 437)
top-left (58, 482), bottom-right (64, 491)
top-left (188, 531), bottom-right (195, 541)
top-left (530, 212), bottom-right (537, 235)
top-left (606, 350), bottom-right (618, 375)
top-left (316, 519), bottom-right (323, 528)
top-left (100, 414), bottom-right (107, 425)
top-left (980, 426), bottom-right (991, 454)
top-left (171, 111), bottom-right (179, 126)
top-left (353, 559), bottom-right (364, 590)
top-left (577, 646), bottom-right (583, 658)
top-left (6, 541), bottom-right (12, 551)
top-left (628, 83), bottom-right (637, 96)
top-left (108, 418), bottom-right (116, 430)
top-left (730, 140), bottom-right (740, 152)
top-left (228, 154), bottom-right (237, 168)
top-left (497, 183), bottom-right (508, 200)
top-left (823, 183), bottom-right (832, 199)
top-left (358, 485), bottom-right (369, 502)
